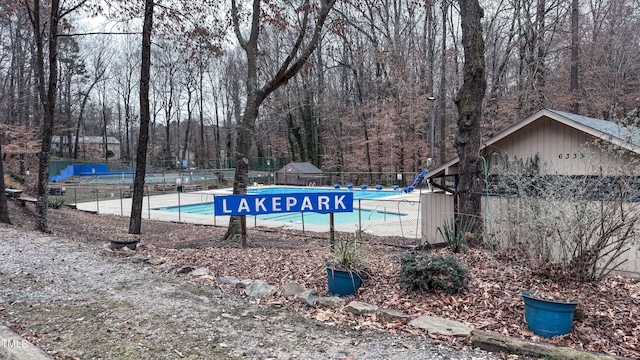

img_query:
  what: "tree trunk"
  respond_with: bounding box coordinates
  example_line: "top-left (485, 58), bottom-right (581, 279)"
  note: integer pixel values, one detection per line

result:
top-left (29, 0), bottom-right (62, 233)
top-left (164, 80), bottom-right (173, 165)
top-left (438, 1), bottom-right (448, 166)
top-left (73, 90), bottom-right (92, 159)
top-left (0, 140), bottom-right (11, 224)
top-left (570, 0), bottom-right (579, 113)
top-left (129, 0), bottom-right (154, 234)
top-left (199, 62), bottom-right (206, 165)
top-left (182, 86), bottom-right (193, 164)
top-left (454, 0), bottom-right (486, 243)
top-left (534, 0), bottom-right (546, 110)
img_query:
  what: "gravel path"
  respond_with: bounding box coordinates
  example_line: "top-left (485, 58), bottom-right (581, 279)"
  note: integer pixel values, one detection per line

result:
top-left (0, 226), bottom-right (501, 360)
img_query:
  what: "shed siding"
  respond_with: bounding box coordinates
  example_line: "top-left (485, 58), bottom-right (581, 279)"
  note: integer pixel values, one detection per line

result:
top-left (420, 192), bottom-right (453, 245)
top-left (485, 118), bottom-right (629, 176)
top-left (486, 196), bottom-right (640, 278)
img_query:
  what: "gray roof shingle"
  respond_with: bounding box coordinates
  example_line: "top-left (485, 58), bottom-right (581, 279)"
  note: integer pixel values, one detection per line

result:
top-left (549, 109), bottom-right (640, 147)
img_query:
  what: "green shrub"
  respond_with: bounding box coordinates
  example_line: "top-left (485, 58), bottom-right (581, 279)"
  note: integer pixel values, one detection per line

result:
top-left (436, 216), bottom-right (475, 252)
top-left (48, 198), bottom-right (65, 209)
top-left (398, 253), bottom-right (468, 294)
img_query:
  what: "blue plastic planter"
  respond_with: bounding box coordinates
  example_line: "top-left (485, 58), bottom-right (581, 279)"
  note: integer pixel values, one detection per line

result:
top-left (325, 263), bottom-right (362, 296)
top-left (521, 291), bottom-right (578, 338)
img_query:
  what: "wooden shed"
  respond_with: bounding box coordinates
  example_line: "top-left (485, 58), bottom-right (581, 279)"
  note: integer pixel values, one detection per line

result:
top-left (420, 109), bottom-right (640, 276)
top-left (275, 162), bottom-right (326, 186)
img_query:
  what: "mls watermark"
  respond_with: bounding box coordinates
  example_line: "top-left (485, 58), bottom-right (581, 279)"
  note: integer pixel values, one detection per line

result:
top-left (1, 339), bottom-right (29, 348)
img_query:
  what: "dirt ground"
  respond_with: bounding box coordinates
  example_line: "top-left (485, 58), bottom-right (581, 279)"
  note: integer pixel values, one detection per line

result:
top-left (2, 199), bottom-right (639, 359)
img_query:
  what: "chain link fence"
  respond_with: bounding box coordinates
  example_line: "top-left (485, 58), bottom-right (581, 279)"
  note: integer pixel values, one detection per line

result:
top-left (56, 185), bottom-right (423, 245)
top-left (43, 159), bottom-right (430, 245)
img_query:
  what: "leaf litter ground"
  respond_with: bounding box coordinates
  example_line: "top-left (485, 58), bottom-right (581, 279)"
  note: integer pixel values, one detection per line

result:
top-left (5, 202), bottom-right (640, 359)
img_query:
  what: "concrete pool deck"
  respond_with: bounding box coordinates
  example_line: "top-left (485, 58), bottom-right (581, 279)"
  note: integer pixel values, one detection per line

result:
top-left (74, 186), bottom-right (426, 238)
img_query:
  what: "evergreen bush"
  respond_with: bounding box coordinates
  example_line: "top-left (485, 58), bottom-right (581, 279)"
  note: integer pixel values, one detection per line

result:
top-left (398, 252), bottom-right (468, 294)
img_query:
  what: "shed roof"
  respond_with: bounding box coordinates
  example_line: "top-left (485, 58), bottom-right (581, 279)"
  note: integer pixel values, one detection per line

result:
top-left (278, 162), bottom-right (324, 174)
top-left (426, 109), bottom-right (640, 179)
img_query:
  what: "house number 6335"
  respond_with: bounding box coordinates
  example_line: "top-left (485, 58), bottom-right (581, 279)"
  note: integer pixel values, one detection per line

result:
top-left (558, 153), bottom-right (584, 159)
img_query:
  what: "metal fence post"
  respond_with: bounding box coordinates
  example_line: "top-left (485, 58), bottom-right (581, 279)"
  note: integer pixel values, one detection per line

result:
top-left (120, 189), bottom-right (124, 217)
top-left (213, 194), bottom-right (216, 226)
top-left (358, 199), bottom-right (362, 231)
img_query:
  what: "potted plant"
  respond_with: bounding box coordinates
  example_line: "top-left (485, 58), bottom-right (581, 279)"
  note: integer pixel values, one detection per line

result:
top-left (325, 232), bottom-right (370, 296)
top-left (521, 290), bottom-right (579, 338)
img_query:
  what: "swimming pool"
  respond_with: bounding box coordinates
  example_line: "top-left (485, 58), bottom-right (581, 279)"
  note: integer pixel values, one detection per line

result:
top-left (154, 186), bottom-right (406, 226)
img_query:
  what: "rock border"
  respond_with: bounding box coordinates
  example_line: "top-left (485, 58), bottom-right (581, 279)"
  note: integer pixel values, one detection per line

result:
top-left (472, 329), bottom-right (628, 360)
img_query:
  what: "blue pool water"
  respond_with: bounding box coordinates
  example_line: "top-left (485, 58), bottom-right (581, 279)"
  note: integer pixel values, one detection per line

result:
top-left (257, 208), bottom-right (406, 225)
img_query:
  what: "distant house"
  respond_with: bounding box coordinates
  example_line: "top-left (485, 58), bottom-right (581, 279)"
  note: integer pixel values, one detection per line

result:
top-left (275, 162), bottom-right (326, 186)
top-left (52, 136), bottom-right (121, 160)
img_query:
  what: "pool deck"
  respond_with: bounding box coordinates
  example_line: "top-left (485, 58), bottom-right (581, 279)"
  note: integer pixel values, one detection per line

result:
top-left (74, 186), bottom-right (426, 238)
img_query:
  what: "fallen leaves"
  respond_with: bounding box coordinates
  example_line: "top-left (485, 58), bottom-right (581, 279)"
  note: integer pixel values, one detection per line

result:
top-left (315, 311), bottom-right (332, 321)
top-left (20, 206), bottom-right (640, 359)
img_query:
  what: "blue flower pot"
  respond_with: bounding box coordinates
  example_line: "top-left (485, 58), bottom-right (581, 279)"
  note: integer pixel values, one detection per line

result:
top-left (521, 291), bottom-right (579, 338)
top-left (325, 263), bottom-right (362, 296)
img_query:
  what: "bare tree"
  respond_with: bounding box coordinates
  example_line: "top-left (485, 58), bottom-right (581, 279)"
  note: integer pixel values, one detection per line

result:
top-left (73, 41), bottom-right (111, 159)
top-left (26, 0), bottom-right (88, 232)
top-left (129, 0), bottom-right (153, 234)
top-left (224, 0), bottom-right (337, 244)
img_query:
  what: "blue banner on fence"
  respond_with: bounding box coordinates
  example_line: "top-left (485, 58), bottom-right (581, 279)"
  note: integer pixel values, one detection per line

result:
top-left (214, 192), bottom-right (354, 216)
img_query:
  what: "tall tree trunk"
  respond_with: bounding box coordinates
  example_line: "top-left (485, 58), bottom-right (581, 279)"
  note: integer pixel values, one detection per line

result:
top-left (214, 89), bottom-right (221, 165)
top-left (64, 72), bottom-right (73, 157)
top-left (182, 86), bottom-right (193, 164)
top-left (199, 62), bottom-right (206, 165)
top-left (29, 0), bottom-right (62, 233)
top-left (454, 0), bottom-right (486, 243)
top-left (129, 0), bottom-right (154, 234)
top-left (438, 1), bottom-right (448, 166)
top-left (0, 140), bottom-right (11, 224)
top-left (570, 0), bottom-right (579, 113)
top-left (125, 101), bottom-right (131, 161)
top-left (102, 95), bottom-right (108, 162)
top-left (164, 80), bottom-right (173, 165)
top-left (73, 89), bottom-right (92, 159)
top-left (534, 0), bottom-right (546, 110)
